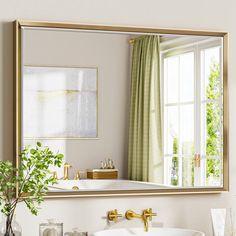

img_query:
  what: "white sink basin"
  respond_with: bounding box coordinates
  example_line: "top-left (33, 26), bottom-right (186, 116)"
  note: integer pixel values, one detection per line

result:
top-left (93, 228), bottom-right (205, 236)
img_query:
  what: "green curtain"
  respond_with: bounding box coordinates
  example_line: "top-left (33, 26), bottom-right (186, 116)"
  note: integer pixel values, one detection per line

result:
top-left (128, 35), bottom-right (163, 182)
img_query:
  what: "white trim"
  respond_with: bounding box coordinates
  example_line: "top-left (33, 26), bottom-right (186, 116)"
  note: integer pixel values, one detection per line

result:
top-left (165, 101), bottom-right (194, 106)
top-left (164, 99), bottom-right (221, 107)
top-left (164, 154), bottom-right (222, 159)
top-left (161, 37), bottom-right (221, 54)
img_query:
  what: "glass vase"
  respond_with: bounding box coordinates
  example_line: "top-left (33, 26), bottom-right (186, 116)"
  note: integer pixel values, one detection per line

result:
top-left (0, 214), bottom-right (22, 236)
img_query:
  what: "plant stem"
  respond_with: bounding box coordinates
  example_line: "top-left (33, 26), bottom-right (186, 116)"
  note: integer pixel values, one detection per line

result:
top-left (4, 213), bottom-right (17, 236)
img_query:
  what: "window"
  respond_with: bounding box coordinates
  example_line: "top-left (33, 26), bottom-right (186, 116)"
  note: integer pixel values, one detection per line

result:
top-left (162, 39), bottom-right (223, 187)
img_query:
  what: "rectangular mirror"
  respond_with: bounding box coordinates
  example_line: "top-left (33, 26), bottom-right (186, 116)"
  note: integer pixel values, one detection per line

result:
top-left (14, 20), bottom-right (228, 197)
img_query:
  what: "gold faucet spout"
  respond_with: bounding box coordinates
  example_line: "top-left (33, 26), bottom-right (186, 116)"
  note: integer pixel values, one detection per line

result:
top-left (64, 162), bottom-right (72, 180)
top-left (143, 219), bottom-right (148, 232)
top-left (125, 210), bottom-right (142, 220)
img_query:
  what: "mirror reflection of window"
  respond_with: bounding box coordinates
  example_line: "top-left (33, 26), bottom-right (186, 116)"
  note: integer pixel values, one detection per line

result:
top-left (162, 38), bottom-right (223, 187)
top-left (163, 52), bottom-right (195, 187)
top-left (201, 46), bottom-right (223, 187)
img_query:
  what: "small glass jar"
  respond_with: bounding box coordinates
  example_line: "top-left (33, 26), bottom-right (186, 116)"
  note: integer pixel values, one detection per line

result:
top-left (64, 228), bottom-right (88, 236)
top-left (39, 219), bottom-right (63, 236)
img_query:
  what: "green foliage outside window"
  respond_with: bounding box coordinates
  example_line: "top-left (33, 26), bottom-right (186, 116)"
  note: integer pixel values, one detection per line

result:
top-left (206, 63), bottom-right (222, 180)
top-left (171, 137), bottom-right (179, 186)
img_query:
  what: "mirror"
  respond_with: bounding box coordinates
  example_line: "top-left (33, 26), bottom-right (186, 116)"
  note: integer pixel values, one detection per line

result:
top-left (14, 20), bottom-right (228, 197)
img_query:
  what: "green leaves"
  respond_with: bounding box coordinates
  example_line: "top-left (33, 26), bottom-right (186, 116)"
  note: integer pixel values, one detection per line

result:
top-left (37, 142), bottom-right (42, 147)
top-left (0, 160), bottom-right (18, 216)
top-left (0, 142), bottom-right (64, 217)
top-left (206, 63), bottom-right (222, 178)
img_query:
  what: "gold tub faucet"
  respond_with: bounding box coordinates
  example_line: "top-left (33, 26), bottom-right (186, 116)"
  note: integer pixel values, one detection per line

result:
top-left (63, 162), bottom-right (72, 180)
top-left (125, 208), bottom-right (157, 232)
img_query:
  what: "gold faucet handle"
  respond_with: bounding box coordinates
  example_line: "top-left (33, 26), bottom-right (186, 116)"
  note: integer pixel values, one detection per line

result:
top-left (143, 208), bottom-right (157, 221)
top-left (74, 171), bottom-right (80, 180)
top-left (64, 162), bottom-right (72, 168)
top-left (107, 209), bottom-right (123, 222)
top-left (50, 171), bottom-right (58, 180)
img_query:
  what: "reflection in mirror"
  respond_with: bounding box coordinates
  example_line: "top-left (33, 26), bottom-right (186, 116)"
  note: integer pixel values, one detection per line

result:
top-left (128, 35), bottom-right (223, 188)
top-left (23, 66), bottom-right (98, 138)
top-left (17, 22), bottom-right (227, 195)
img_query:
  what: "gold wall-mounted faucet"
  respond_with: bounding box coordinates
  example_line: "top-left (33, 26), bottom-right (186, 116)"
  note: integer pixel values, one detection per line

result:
top-left (107, 209), bottom-right (123, 222)
top-left (125, 208), bottom-right (157, 231)
top-left (63, 162), bottom-right (72, 180)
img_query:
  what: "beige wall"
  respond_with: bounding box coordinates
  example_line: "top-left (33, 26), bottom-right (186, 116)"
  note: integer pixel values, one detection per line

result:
top-left (23, 29), bottom-right (131, 179)
top-left (0, 0), bottom-right (235, 235)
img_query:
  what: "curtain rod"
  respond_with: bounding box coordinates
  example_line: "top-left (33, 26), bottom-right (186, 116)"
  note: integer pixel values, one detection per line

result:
top-left (129, 39), bottom-right (135, 44)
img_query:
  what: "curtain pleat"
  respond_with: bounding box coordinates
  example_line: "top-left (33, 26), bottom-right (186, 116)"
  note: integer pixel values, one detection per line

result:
top-left (128, 35), bottom-right (163, 182)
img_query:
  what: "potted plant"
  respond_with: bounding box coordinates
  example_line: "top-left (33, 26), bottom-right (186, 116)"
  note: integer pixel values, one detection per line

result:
top-left (0, 142), bottom-right (63, 236)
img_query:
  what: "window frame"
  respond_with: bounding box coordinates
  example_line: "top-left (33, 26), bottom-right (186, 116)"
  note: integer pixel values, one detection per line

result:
top-left (161, 38), bottom-right (223, 187)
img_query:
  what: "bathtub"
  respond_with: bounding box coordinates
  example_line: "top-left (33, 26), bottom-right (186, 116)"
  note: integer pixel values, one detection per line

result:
top-left (48, 179), bottom-right (171, 191)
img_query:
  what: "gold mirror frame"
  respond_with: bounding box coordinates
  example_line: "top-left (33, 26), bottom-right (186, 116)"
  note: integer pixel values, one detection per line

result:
top-left (13, 20), bottom-right (229, 198)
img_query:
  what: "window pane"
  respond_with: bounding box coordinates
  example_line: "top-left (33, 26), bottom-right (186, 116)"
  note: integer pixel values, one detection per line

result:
top-left (201, 47), bottom-right (222, 101)
top-left (206, 158), bottom-right (222, 186)
top-left (180, 52), bottom-right (194, 102)
top-left (164, 59), bottom-right (168, 104)
top-left (201, 102), bottom-right (223, 157)
top-left (180, 105), bottom-right (194, 155)
top-left (182, 157), bottom-right (194, 187)
top-left (201, 46), bottom-right (223, 187)
top-left (165, 106), bottom-right (179, 154)
top-left (166, 56), bottom-right (179, 103)
top-left (169, 156), bottom-right (179, 186)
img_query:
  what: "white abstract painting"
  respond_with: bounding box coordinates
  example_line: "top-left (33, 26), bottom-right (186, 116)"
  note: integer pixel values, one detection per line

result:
top-left (23, 66), bottom-right (98, 138)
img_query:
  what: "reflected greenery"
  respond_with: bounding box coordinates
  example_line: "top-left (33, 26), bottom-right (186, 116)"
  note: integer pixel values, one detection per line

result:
top-left (206, 63), bottom-right (222, 182)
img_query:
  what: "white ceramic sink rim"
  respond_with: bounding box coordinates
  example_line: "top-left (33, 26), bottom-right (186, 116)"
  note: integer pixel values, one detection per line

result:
top-left (93, 227), bottom-right (205, 236)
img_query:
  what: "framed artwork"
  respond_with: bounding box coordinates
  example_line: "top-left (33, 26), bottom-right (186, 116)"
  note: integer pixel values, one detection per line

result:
top-left (23, 66), bottom-right (98, 139)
